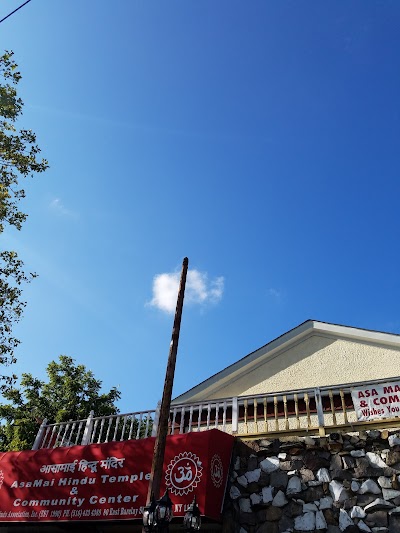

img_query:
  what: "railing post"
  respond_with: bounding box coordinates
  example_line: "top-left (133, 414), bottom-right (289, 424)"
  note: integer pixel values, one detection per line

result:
top-left (314, 388), bottom-right (326, 437)
top-left (32, 418), bottom-right (48, 450)
top-left (232, 397), bottom-right (238, 434)
top-left (81, 411), bottom-right (94, 445)
top-left (151, 401), bottom-right (161, 437)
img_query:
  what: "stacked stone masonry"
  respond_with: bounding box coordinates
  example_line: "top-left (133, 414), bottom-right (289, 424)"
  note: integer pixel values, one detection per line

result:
top-left (223, 430), bottom-right (400, 533)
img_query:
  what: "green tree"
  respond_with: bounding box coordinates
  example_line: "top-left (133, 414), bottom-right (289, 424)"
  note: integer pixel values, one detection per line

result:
top-left (0, 51), bottom-right (48, 388)
top-left (0, 355), bottom-right (121, 451)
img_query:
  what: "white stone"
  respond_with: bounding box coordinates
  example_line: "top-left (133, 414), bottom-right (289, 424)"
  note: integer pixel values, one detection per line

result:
top-left (239, 498), bottom-right (251, 512)
top-left (315, 510), bottom-right (327, 530)
top-left (359, 479), bottom-right (381, 495)
top-left (304, 436), bottom-right (316, 446)
top-left (288, 470), bottom-right (297, 476)
top-left (245, 468), bottom-right (261, 483)
top-left (262, 485), bottom-right (274, 504)
top-left (339, 509), bottom-right (354, 531)
top-left (260, 456), bottom-right (280, 473)
top-left (316, 468), bottom-right (331, 482)
top-left (358, 520), bottom-right (372, 532)
top-left (366, 452), bottom-right (387, 468)
top-left (303, 503), bottom-right (318, 512)
top-left (287, 476), bottom-right (302, 495)
top-left (278, 452), bottom-right (287, 460)
top-left (350, 449), bottom-right (365, 457)
top-left (294, 512), bottom-right (316, 531)
top-left (382, 488), bottom-right (400, 500)
top-left (351, 481), bottom-right (360, 492)
top-left (250, 493), bottom-right (261, 505)
top-left (230, 485), bottom-right (241, 499)
top-left (329, 480), bottom-right (348, 502)
top-left (272, 490), bottom-right (288, 507)
top-left (364, 498), bottom-right (395, 512)
top-left (389, 434), bottom-right (400, 447)
top-left (389, 507), bottom-right (400, 515)
top-left (308, 480), bottom-right (322, 486)
top-left (237, 475), bottom-right (248, 487)
top-left (319, 496), bottom-right (333, 510)
top-left (381, 449), bottom-right (390, 460)
top-left (350, 505), bottom-right (366, 518)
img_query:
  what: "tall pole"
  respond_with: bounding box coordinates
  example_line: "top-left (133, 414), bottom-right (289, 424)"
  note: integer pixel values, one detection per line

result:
top-left (146, 257), bottom-right (189, 505)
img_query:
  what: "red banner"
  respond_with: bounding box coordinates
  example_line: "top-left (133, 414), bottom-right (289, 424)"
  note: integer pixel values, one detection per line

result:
top-left (0, 429), bottom-right (233, 523)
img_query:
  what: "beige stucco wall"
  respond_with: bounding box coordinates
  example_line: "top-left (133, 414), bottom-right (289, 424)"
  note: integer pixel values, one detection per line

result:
top-left (206, 334), bottom-right (400, 399)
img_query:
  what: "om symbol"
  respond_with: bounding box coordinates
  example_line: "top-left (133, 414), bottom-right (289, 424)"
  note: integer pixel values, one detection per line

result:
top-left (165, 452), bottom-right (203, 496)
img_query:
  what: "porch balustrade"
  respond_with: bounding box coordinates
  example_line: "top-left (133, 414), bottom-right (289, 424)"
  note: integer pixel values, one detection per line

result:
top-left (32, 376), bottom-right (400, 450)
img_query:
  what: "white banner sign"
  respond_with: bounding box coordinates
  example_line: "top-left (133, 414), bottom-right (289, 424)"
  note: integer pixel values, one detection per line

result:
top-left (351, 381), bottom-right (400, 421)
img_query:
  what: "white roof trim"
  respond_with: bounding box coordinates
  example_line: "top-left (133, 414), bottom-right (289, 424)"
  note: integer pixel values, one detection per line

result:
top-left (173, 320), bottom-right (400, 404)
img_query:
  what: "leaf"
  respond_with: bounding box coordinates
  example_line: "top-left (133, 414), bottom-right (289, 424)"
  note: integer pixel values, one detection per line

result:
top-left (0, 51), bottom-right (48, 387)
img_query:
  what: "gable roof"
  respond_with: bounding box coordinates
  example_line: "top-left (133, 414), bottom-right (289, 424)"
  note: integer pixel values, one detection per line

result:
top-left (173, 319), bottom-right (400, 404)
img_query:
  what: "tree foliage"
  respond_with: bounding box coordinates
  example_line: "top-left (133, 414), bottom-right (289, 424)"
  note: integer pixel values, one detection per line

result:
top-left (0, 355), bottom-right (121, 451)
top-left (0, 50), bottom-right (48, 386)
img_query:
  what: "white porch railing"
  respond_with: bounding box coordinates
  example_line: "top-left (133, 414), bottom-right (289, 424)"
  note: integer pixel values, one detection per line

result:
top-left (33, 409), bottom-right (157, 450)
top-left (33, 376), bottom-right (400, 449)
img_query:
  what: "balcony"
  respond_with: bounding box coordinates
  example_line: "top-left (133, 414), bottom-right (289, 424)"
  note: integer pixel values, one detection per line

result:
top-left (33, 375), bottom-right (400, 450)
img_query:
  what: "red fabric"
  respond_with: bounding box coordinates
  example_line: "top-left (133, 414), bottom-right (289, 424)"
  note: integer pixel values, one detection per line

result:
top-left (0, 429), bottom-right (233, 523)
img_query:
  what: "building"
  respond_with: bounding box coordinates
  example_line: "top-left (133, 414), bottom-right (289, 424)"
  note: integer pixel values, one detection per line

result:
top-left (174, 320), bottom-right (400, 402)
top-left (0, 320), bottom-right (399, 531)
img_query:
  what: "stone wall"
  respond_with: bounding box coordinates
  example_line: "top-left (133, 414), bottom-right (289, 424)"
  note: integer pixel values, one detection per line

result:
top-left (222, 430), bottom-right (400, 533)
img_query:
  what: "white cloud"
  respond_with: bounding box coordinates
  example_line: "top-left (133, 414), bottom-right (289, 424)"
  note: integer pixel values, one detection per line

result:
top-left (267, 288), bottom-right (283, 303)
top-left (149, 269), bottom-right (224, 314)
top-left (49, 198), bottom-right (78, 219)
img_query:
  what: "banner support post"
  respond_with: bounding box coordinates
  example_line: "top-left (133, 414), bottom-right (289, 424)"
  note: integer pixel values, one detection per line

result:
top-left (144, 257), bottom-right (189, 527)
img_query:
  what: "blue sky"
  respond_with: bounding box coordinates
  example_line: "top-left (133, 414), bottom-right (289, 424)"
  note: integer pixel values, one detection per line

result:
top-left (1, 1), bottom-right (400, 413)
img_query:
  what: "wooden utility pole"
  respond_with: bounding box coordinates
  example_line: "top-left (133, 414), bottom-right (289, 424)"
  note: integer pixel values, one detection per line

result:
top-left (145, 257), bottom-right (189, 505)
